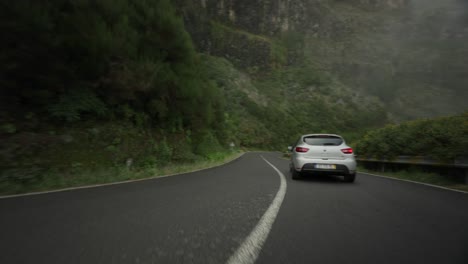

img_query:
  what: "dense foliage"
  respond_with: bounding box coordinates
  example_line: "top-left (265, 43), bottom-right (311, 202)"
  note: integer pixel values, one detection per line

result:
top-left (356, 113), bottom-right (468, 160)
top-left (0, 0), bottom-right (230, 172)
top-left (200, 55), bottom-right (390, 149)
top-left (0, 0), bottom-right (233, 189)
top-left (1, 0), bottom-right (223, 133)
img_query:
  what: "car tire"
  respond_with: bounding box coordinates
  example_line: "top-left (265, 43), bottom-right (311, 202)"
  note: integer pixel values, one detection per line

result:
top-left (343, 173), bottom-right (356, 183)
top-left (292, 170), bottom-right (301, 180)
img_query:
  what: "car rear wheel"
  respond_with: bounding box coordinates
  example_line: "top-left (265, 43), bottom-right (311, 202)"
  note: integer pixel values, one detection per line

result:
top-left (343, 173), bottom-right (356, 183)
top-left (292, 169), bottom-right (301, 180)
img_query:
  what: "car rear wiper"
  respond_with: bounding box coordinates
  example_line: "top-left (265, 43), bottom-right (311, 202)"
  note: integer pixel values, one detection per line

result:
top-left (323, 143), bottom-right (336, 146)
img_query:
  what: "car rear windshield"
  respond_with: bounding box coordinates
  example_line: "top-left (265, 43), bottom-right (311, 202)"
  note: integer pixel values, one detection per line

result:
top-left (303, 135), bottom-right (343, 146)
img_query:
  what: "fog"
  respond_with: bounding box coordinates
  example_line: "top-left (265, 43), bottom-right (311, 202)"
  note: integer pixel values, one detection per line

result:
top-left (363, 0), bottom-right (468, 118)
top-left (318, 0), bottom-right (468, 119)
top-left (408, 0), bottom-right (468, 33)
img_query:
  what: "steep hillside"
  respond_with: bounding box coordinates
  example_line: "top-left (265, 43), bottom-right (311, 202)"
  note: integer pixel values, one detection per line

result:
top-left (177, 0), bottom-right (468, 120)
top-left (0, 0), bottom-right (227, 183)
top-left (200, 55), bottom-right (388, 148)
top-left (173, 0), bottom-right (393, 146)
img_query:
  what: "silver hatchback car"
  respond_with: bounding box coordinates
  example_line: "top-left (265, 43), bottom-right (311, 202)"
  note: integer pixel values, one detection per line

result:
top-left (288, 134), bottom-right (356, 182)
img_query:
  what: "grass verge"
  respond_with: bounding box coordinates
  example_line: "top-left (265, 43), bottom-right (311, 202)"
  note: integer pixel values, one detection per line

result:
top-left (0, 151), bottom-right (244, 196)
top-left (358, 166), bottom-right (468, 192)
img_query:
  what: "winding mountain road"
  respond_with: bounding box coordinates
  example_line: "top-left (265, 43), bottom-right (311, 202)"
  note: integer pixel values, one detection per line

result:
top-left (1, 152), bottom-right (467, 264)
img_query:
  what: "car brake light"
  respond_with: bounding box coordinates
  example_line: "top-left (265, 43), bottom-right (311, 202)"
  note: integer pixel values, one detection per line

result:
top-left (341, 148), bottom-right (353, 154)
top-left (295, 147), bottom-right (309, 153)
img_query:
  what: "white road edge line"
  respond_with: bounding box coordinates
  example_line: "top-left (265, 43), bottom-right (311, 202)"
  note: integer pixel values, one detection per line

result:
top-left (0, 153), bottom-right (245, 200)
top-left (226, 155), bottom-right (287, 264)
top-left (360, 171), bottom-right (468, 194)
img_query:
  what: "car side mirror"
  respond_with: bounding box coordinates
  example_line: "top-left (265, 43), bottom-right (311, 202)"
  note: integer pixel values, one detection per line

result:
top-left (287, 146), bottom-right (293, 151)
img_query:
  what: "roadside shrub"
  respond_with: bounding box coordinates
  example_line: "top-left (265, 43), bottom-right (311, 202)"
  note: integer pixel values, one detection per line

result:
top-left (155, 138), bottom-right (173, 164)
top-left (194, 132), bottom-right (223, 158)
top-left (48, 89), bottom-right (107, 122)
top-left (356, 113), bottom-right (468, 160)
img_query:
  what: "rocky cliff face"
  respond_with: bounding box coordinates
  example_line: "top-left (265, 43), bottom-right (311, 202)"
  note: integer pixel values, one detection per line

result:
top-left (179, 0), bottom-right (410, 69)
top-left (186, 0), bottom-right (408, 37)
top-left (178, 0), bottom-right (319, 69)
top-left (192, 0), bottom-right (309, 36)
top-left (353, 0), bottom-right (409, 9)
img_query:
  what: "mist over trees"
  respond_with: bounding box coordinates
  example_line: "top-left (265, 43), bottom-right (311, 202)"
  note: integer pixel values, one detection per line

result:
top-left (283, 0), bottom-right (468, 119)
top-left (362, 0), bottom-right (468, 117)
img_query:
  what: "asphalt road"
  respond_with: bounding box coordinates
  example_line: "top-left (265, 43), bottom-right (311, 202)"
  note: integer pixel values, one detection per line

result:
top-left (1, 152), bottom-right (467, 264)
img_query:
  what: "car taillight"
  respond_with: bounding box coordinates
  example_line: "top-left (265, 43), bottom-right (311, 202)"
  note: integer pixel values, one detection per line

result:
top-left (295, 147), bottom-right (309, 153)
top-left (341, 148), bottom-right (353, 154)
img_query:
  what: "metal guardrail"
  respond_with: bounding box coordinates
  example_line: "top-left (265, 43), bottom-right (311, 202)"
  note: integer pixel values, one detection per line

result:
top-left (357, 156), bottom-right (468, 168)
top-left (357, 156), bottom-right (468, 184)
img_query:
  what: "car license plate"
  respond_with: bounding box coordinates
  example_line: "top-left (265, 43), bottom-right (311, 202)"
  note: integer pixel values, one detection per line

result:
top-left (315, 164), bottom-right (336, 169)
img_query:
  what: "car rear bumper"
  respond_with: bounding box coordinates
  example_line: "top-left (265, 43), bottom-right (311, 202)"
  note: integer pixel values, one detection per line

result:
top-left (292, 157), bottom-right (356, 175)
top-left (301, 163), bottom-right (352, 176)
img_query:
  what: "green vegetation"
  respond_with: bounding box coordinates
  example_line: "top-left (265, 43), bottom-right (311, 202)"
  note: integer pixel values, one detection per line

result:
top-left (200, 54), bottom-right (389, 149)
top-left (0, 0), bottom-right (229, 194)
top-left (1, 0), bottom-right (223, 132)
top-left (356, 113), bottom-right (468, 160)
top-left (0, 150), bottom-right (242, 196)
top-left (355, 102), bottom-right (468, 190)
